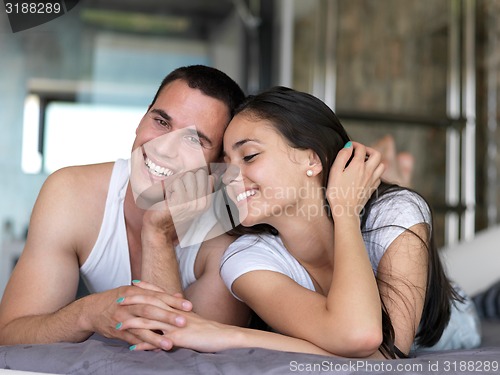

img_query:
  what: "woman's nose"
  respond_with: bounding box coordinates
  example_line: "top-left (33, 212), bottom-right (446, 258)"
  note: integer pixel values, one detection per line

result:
top-left (222, 164), bottom-right (242, 185)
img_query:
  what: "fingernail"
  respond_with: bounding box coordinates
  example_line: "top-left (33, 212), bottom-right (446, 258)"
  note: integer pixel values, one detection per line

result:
top-left (182, 301), bottom-right (191, 310)
top-left (132, 280), bottom-right (141, 284)
top-left (344, 141), bottom-right (352, 148)
top-left (160, 340), bottom-right (171, 350)
top-left (116, 297), bottom-right (125, 303)
top-left (129, 345), bottom-right (137, 351)
top-left (175, 316), bottom-right (185, 326)
top-left (115, 322), bottom-right (122, 330)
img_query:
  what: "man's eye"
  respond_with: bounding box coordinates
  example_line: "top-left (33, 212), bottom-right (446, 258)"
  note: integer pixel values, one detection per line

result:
top-left (185, 135), bottom-right (202, 146)
top-left (156, 118), bottom-right (170, 128)
top-left (243, 153), bottom-right (258, 162)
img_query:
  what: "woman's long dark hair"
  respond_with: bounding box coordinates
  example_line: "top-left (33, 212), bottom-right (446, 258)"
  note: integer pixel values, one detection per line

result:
top-left (224, 86), bottom-right (459, 358)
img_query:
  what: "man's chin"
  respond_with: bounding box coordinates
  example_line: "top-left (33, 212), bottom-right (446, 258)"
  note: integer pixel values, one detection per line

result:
top-left (132, 183), bottom-right (166, 210)
top-left (135, 195), bottom-right (165, 210)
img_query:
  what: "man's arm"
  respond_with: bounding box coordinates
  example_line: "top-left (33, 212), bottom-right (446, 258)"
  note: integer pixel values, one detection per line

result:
top-left (0, 166), bottom-right (100, 344)
top-left (140, 217), bottom-right (250, 327)
top-left (0, 166), bottom-right (189, 346)
top-left (139, 168), bottom-right (212, 296)
top-left (140, 218), bottom-right (182, 295)
top-left (139, 171), bottom-right (250, 326)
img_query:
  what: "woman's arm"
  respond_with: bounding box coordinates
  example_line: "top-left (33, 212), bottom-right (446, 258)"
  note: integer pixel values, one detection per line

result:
top-left (119, 299), bottom-right (387, 358)
top-left (376, 223), bottom-right (429, 356)
top-left (319, 141), bottom-right (385, 355)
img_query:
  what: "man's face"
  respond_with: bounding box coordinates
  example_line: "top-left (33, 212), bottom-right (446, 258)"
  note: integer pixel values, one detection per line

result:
top-left (130, 79), bottom-right (230, 208)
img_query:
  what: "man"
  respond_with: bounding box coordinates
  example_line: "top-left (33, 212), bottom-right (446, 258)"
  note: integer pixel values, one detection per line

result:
top-left (0, 65), bottom-right (249, 350)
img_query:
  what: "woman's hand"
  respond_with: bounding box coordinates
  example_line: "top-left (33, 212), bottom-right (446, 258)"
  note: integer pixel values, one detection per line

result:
top-left (119, 307), bottom-right (237, 353)
top-left (326, 141), bottom-right (385, 218)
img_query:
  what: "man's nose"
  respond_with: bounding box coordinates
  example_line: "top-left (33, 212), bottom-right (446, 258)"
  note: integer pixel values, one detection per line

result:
top-left (151, 131), bottom-right (180, 158)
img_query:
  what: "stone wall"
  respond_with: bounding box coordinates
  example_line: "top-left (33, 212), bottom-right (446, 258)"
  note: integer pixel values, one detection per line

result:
top-left (477, 0), bottom-right (500, 230)
top-left (292, 0), bottom-right (500, 247)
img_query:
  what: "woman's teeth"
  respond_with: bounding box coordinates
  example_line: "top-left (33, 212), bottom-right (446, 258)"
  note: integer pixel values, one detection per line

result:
top-left (145, 158), bottom-right (174, 177)
top-left (237, 190), bottom-right (256, 202)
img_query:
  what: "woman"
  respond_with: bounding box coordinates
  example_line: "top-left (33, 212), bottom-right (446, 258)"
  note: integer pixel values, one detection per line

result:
top-left (123, 87), bottom-right (480, 358)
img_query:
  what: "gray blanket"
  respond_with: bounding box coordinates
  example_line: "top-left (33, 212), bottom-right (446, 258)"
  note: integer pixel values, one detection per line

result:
top-left (1, 332), bottom-right (500, 375)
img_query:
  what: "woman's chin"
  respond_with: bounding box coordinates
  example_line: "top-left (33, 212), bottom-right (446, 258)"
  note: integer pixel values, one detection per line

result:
top-left (239, 214), bottom-right (258, 228)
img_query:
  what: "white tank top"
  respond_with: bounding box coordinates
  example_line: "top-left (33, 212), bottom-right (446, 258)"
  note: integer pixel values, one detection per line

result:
top-left (80, 159), bottom-right (202, 293)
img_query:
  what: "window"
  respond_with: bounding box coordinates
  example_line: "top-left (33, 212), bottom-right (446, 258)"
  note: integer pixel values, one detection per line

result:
top-left (22, 95), bottom-right (144, 174)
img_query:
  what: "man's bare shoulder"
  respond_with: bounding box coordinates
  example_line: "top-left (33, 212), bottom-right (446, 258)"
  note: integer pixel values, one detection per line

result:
top-left (45, 162), bottom-right (115, 195)
top-left (29, 162), bottom-right (117, 257)
top-left (50, 162), bottom-right (115, 218)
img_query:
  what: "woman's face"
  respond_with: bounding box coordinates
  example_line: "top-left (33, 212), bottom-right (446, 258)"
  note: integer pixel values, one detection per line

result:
top-left (223, 114), bottom-right (318, 227)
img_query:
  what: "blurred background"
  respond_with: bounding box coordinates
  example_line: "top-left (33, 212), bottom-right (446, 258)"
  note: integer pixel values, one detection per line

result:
top-left (1, 0), bottom-right (499, 295)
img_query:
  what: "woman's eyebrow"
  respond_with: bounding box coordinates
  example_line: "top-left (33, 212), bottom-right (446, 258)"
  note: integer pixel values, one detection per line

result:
top-left (231, 138), bottom-right (261, 150)
top-left (222, 139), bottom-right (262, 157)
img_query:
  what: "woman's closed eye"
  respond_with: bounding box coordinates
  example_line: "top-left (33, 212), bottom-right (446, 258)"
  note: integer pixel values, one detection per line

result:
top-left (243, 153), bottom-right (259, 162)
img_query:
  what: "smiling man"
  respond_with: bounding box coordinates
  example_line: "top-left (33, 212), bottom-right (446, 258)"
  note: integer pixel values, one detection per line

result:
top-left (0, 65), bottom-right (249, 350)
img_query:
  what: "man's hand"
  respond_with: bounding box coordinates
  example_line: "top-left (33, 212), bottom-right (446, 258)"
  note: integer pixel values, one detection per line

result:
top-left (117, 280), bottom-right (232, 352)
top-left (149, 168), bottom-right (214, 230)
top-left (84, 282), bottom-right (192, 350)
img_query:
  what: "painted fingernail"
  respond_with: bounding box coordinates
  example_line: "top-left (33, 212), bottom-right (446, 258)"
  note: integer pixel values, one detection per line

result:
top-left (132, 280), bottom-right (141, 284)
top-left (116, 297), bottom-right (125, 303)
top-left (115, 322), bottom-right (122, 330)
top-left (129, 345), bottom-right (137, 351)
top-left (344, 141), bottom-right (352, 148)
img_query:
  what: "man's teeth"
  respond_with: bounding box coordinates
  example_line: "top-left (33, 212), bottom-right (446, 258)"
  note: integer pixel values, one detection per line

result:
top-left (237, 190), bottom-right (256, 202)
top-left (145, 158), bottom-right (174, 177)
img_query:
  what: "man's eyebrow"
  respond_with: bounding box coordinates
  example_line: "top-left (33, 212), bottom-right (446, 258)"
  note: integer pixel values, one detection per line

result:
top-left (151, 108), bottom-right (213, 148)
top-left (150, 108), bottom-right (172, 122)
top-left (186, 127), bottom-right (213, 148)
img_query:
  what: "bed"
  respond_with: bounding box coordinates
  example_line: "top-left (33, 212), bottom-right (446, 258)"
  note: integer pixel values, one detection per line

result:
top-left (1, 320), bottom-right (499, 375)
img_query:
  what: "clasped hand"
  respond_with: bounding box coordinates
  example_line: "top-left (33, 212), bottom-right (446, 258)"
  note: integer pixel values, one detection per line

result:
top-left (142, 168), bottom-right (215, 239)
top-left (88, 281), bottom-right (192, 351)
top-left (113, 281), bottom-right (232, 353)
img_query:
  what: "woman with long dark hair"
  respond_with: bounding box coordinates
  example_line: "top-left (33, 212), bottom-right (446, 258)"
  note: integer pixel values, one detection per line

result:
top-left (125, 86), bottom-right (480, 358)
